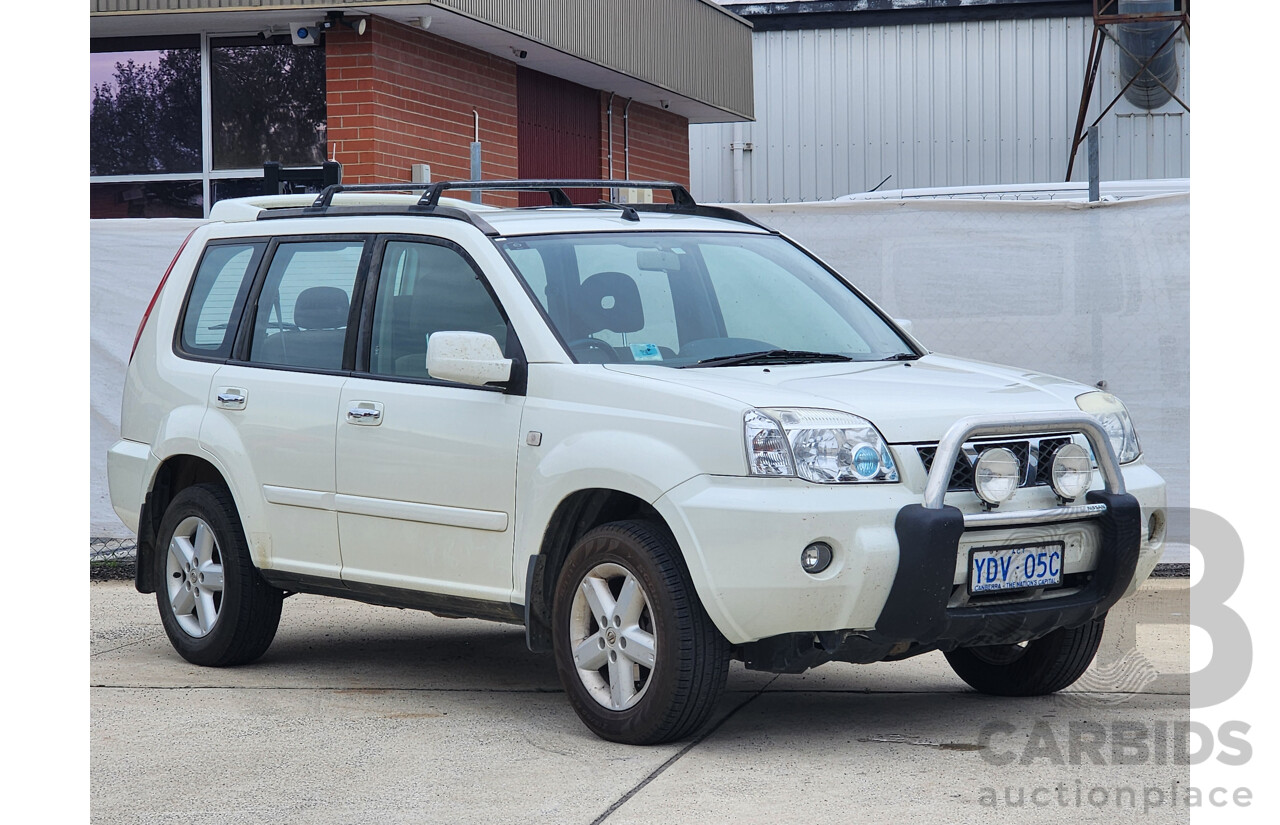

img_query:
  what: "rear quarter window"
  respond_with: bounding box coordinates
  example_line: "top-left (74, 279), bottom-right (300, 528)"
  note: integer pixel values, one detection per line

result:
top-left (178, 242), bottom-right (264, 359)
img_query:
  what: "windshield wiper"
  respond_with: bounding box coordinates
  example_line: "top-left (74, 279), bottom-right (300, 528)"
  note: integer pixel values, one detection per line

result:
top-left (687, 350), bottom-right (855, 368)
top-left (880, 352), bottom-right (922, 361)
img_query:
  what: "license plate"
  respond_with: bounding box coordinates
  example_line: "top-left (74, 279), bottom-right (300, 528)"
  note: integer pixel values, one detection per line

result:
top-left (969, 542), bottom-right (1064, 594)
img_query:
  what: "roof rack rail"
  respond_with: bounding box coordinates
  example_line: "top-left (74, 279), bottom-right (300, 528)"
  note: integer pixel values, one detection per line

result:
top-left (258, 179), bottom-right (774, 234)
top-left (411, 179), bottom-right (697, 210)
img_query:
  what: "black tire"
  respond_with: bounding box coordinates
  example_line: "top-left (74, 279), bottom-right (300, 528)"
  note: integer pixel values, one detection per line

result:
top-left (154, 483), bottom-right (283, 667)
top-left (551, 520), bottom-right (729, 745)
top-left (943, 616), bottom-right (1106, 696)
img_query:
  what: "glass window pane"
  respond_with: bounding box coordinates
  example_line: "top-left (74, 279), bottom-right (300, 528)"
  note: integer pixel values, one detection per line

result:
top-left (90, 48), bottom-right (201, 176)
top-left (369, 242), bottom-right (510, 379)
top-left (90, 181), bottom-right (203, 219)
top-left (211, 42), bottom-right (327, 170)
top-left (181, 244), bottom-right (263, 357)
top-left (249, 242), bottom-right (363, 371)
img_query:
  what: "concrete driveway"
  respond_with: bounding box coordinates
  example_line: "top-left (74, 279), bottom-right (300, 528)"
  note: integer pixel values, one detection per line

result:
top-left (91, 578), bottom-right (1189, 824)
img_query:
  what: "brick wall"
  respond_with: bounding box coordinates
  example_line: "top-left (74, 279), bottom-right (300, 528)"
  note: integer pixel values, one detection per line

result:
top-left (325, 17), bottom-right (519, 203)
top-left (326, 18), bottom-right (689, 206)
top-left (600, 96), bottom-right (690, 202)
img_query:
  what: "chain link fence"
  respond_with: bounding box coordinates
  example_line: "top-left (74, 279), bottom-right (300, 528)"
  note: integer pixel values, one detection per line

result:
top-left (90, 536), bottom-right (137, 581)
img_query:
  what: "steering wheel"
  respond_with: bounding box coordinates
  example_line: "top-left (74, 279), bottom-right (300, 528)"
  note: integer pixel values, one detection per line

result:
top-left (567, 337), bottom-right (620, 363)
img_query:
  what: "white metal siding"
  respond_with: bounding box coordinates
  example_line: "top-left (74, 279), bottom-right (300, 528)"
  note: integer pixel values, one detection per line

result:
top-left (690, 17), bottom-right (1190, 202)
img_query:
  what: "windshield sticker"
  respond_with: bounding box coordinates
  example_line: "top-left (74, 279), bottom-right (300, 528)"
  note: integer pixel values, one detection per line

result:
top-left (631, 343), bottom-right (663, 361)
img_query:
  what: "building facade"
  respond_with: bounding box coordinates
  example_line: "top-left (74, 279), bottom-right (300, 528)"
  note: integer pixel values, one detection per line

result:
top-left (90, 0), bottom-right (753, 216)
top-left (691, 0), bottom-right (1190, 203)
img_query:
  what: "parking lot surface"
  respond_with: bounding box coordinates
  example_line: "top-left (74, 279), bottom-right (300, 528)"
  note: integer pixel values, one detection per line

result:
top-left (91, 578), bottom-right (1188, 824)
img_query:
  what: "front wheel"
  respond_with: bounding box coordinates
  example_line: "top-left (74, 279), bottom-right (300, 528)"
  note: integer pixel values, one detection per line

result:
top-left (552, 520), bottom-right (729, 745)
top-left (155, 483), bottom-right (283, 667)
top-left (943, 616), bottom-right (1106, 696)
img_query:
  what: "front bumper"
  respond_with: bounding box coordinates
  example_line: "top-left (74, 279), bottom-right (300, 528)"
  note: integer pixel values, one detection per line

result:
top-left (655, 412), bottom-right (1164, 668)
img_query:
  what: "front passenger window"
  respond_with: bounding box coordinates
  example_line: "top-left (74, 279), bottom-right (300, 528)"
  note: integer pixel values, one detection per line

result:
top-left (248, 241), bottom-right (364, 371)
top-left (369, 241), bottom-right (511, 379)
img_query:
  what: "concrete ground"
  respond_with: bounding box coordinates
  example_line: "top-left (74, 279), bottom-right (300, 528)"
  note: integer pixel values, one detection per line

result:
top-left (91, 578), bottom-right (1189, 824)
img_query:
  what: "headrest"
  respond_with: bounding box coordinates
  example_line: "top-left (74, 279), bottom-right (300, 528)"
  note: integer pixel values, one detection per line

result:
top-left (576, 271), bottom-right (644, 335)
top-left (294, 286), bottom-right (350, 330)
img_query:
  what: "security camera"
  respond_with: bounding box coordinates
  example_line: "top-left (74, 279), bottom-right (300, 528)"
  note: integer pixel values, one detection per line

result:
top-left (290, 23), bottom-right (318, 46)
top-left (511, 47), bottom-right (528, 59)
top-left (660, 99), bottom-right (671, 110)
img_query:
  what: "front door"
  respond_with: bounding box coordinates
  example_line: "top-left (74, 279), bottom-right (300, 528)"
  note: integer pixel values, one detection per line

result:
top-left (335, 237), bottom-right (525, 604)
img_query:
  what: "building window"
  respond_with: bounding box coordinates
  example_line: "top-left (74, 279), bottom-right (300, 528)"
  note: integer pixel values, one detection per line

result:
top-left (90, 42), bottom-right (201, 177)
top-left (89, 35), bottom-right (328, 218)
top-left (210, 40), bottom-right (327, 170)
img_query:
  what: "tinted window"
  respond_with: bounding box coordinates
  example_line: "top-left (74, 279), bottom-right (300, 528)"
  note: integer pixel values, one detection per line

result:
top-left (90, 45), bottom-right (201, 176)
top-left (180, 243), bottom-right (262, 358)
top-left (211, 42), bottom-right (327, 170)
top-left (248, 241), bottom-right (364, 371)
top-left (369, 241), bottom-right (510, 379)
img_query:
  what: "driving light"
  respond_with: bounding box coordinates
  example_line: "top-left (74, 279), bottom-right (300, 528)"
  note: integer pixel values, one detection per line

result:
top-left (1049, 442), bottom-right (1092, 500)
top-left (800, 542), bottom-right (833, 574)
top-left (974, 447), bottom-right (1019, 505)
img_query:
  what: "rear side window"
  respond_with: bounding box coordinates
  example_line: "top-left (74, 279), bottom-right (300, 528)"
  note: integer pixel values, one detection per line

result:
top-left (179, 243), bottom-right (263, 359)
top-left (248, 240), bottom-right (365, 371)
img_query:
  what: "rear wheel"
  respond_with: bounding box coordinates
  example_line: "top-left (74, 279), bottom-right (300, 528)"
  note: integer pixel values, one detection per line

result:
top-left (943, 616), bottom-right (1106, 696)
top-left (552, 520), bottom-right (729, 744)
top-left (155, 483), bottom-right (282, 667)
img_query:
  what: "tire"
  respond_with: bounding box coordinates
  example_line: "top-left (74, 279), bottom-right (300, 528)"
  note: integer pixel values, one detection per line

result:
top-left (943, 616), bottom-right (1106, 696)
top-left (154, 483), bottom-right (283, 667)
top-left (551, 520), bottom-right (729, 745)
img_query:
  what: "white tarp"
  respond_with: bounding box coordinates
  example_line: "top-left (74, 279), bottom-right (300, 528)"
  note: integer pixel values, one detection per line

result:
top-left (90, 196), bottom-right (1189, 560)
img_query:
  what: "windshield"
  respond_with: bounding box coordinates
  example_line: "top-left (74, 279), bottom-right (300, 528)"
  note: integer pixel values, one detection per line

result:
top-left (497, 232), bottom-right (915, 367)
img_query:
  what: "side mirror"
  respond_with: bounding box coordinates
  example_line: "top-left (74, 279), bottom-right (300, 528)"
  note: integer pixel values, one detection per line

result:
top-left (893, 318), bottom-right (914, 335)
top-left (426, 331), bottom-right (512, 386)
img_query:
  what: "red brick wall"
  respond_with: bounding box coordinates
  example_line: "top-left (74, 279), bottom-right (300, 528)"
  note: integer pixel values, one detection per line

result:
top-left (325, 18), bottom-right (519, 203)
top-left (326, 18), bottom-right (689, 207)
top-left (599, 96), bottom-right (690, 202)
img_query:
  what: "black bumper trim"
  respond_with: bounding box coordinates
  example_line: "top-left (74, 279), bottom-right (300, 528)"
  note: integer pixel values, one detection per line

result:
top-left (875, 489), bottom-right (1142, 647)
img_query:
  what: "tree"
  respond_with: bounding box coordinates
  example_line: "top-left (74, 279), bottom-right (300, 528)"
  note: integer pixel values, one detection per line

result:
top-left (89, 50), bottom-right (201, 176)
top-left (211, 44), bottom-right (327, 169)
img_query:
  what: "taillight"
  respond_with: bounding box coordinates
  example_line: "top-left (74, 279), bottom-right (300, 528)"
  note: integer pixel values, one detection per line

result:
top-left (130, 228), bottom-right (198, 364)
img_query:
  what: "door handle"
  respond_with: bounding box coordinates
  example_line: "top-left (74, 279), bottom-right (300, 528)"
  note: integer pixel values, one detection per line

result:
top-left (215, 388), bottom-right (247, 410)
top-left (346, 402), bottom-right (384, 425)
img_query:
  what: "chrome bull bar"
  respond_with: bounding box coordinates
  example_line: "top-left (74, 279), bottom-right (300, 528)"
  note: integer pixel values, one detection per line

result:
top-left (921, 412), bottom-right (1125, 528)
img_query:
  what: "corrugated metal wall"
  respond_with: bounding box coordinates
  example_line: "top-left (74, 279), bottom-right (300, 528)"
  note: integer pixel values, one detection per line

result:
top-left (690, 16), bottom-right (1190, 202)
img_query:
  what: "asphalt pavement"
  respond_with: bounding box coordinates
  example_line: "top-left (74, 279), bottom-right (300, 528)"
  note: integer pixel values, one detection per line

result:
top-left (91, 578), bottom-right (1189, 824)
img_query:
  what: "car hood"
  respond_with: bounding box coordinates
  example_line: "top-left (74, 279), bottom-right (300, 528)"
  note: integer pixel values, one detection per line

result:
top-left (605, 354), bottom-right (1092, 443)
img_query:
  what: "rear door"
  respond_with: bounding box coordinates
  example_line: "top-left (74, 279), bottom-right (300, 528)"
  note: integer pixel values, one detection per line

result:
top-left (201, 235), bottom-right (370, 580)
top-left (335, 235), bottom-right (525, 604)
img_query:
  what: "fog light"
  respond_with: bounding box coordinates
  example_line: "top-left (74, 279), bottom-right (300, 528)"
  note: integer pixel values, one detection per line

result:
top-left (1049, 443), bottom-right (1092, 501)
top-left (800, 542), bottom-right (833, 574)
top-left (973, 447), bottom-right (1019, 506)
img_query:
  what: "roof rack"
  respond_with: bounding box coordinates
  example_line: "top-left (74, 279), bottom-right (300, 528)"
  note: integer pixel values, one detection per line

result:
top-left (256, 179), bottom-right (774, 235)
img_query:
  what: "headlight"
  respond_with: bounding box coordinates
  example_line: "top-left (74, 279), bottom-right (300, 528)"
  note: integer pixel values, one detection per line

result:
top-left (1076, 391), bottom-right (1142, 464)
top-left (744, 408), bottom-right (898, 483)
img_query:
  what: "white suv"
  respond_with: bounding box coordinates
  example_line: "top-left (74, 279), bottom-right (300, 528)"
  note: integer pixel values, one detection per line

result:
top-left (108, 180), bottom-right (1166, 745)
